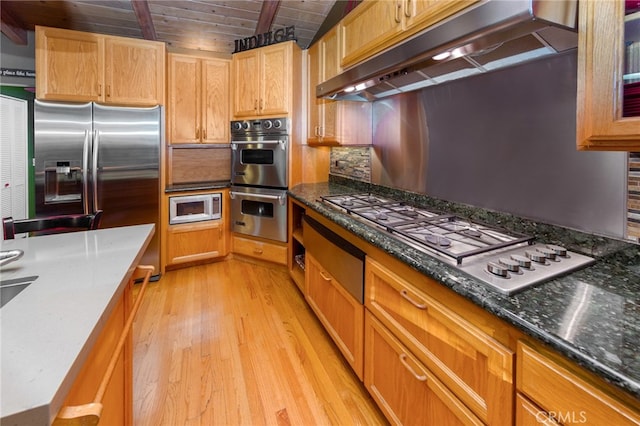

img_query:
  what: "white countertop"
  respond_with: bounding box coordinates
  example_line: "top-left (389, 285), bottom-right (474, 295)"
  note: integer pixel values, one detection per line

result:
top-left (0, 224), bottom-right (154, 425)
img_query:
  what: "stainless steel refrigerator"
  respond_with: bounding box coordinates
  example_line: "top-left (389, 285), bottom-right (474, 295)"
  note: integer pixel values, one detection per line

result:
top-left (34, 100), bottom-right (161, 272)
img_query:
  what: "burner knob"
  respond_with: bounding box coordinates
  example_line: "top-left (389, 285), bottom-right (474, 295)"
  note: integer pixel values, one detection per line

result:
top-left (546, 244), bottom-right (567, 257)
top-left (487, 262), bottom-right (509, 277)
top-left (241, 122), bottom-right (250, 130)
top-left (536, 246), bottom-right (557, 261)
top-left (510, 254), bottom-right (532, 269)
top-left (498, 257), bottom-right (520, 273)
top-left (526, 250), bottom-right (547, 264)
top-left (232, 122), bottom-right (242, 131)
top-left (263, 120), bottom-right (273, 129)
top-left (273, 119), bottom-right (283, 129)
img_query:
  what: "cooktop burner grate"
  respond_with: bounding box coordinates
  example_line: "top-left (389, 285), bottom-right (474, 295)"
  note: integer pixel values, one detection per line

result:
top-left (320, 193), bottom-right (533, 265)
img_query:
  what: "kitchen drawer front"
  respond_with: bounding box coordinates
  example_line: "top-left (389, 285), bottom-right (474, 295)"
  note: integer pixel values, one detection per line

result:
top-left (232, 234), bottom-right (287, 265)
top-left (516, 393), bottom-right (560, 426)
top-left (365, 257), bottom-right (514, 425)
top-left (364, 311), bottom-right (483, 426)
top-left (166, 221), bottom-right (226, 265)
top-left (306, 253), bottom-right (364, 379)
top-left (517, 341), bottom-right (640, 426)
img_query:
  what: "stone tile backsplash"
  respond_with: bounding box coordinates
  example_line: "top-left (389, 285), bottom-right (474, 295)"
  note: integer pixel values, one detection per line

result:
top-left (329, 147), bottom-right (371, 182)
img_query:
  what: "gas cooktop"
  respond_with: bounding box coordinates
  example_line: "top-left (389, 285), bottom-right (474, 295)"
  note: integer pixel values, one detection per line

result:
top-left (320, 193), bottom-right (595, 295)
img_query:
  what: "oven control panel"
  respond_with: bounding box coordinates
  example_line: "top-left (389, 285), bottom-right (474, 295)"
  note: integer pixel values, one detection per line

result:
top-left (231, 117), bottom-right (288, 135)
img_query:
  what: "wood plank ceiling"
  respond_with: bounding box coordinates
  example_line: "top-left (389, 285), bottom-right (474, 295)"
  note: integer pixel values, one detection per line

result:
top-left (0, 0), bottom-right (343, 54)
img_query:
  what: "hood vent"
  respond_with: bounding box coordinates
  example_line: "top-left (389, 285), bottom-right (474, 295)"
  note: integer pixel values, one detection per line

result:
top-left (317, 0), bottom-right (578, 101)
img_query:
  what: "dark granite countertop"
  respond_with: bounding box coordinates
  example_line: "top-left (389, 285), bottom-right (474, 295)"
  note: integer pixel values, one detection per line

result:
top-left (288, 178), bottom-right (640, 400)
top-left (165, 180), bottom-right (230, 193)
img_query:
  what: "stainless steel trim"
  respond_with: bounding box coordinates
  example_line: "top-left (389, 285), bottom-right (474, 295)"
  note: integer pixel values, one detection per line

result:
top-left (230, 191), bottom-right (285, 205)
top-left (92, 130), bottom-right (99, 212)
top-left (82, 130), bottom-right (90, 214)
top-left (318, 0), bottom-right (578, 101)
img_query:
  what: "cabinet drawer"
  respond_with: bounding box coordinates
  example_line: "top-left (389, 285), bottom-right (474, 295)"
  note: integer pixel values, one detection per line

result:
top-left (166, 221), bottom-right (226, 266)
top-left (365, 257), bottom-right (514, 425)
top-left (364, 311), bottom-right (483, 426)
top-left (516, 393), bottom-right (559, 426)
top-left (232, 234), bottom-right (287, 265)
top-left (305, 253), bottom-right (364, 379)
top-left (517, 341), bottom-right (640, 425)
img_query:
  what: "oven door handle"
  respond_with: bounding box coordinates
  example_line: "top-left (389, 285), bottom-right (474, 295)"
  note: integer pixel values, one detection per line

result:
top-left (231, 140), bottom-right (286, 148)
top-left (230, 191), bottom-right (287, 205)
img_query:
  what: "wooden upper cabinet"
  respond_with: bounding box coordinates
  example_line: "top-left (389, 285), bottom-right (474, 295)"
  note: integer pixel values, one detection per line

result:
top-left (308, 28), bottom-right (372, 146)
top-left (577, 1), bottom-right (640, 150)
top-left (340, 0), bottom-right (477, 69)
top-left (232, 42), bottom-right (296, 118)
top-left (35, 26), bottom-right (104, 102)
top-left (36, 26), bottom-right (165, 106)
top-left (104, 36), bottom-right (165, 106)
top-left (167, 53), bottom-right (230, 144)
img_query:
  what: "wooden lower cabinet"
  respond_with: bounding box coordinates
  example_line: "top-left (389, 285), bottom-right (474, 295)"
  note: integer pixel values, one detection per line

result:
top-left (516, 393), bottom-right (559, 426)
top-left (166, 221), bottom-right (227, 266)
top-left (57, 280), bottom-right (132, 425)
top-left (305, 252), bottom-right (364, 379)
top-left (517, 340), bottom-right (640, 425)
top-left (365, 257), bottom-right (514, 425)
top-left (232, 234), bottom-right (287, 265)
top-left (364, 311), bottom-right (483, 426)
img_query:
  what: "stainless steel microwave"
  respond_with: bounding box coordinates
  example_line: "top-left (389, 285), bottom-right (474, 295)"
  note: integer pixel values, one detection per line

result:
top-left (169, 193), bottom-right (222, 225)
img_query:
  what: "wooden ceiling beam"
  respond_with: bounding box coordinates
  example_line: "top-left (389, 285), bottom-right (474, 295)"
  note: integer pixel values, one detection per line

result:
top-left (1, 3), bottom-right (28, 45)
top-left (255, 0), bottom-right (281, 35)
top-left (131, 0), bottom-right (157, 40)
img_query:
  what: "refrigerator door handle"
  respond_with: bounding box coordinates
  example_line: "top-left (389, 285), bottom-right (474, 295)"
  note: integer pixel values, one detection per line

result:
top-left (92, 130), bottom-right (100, 212)
top-left (82, 130), bottom-right (90, 214)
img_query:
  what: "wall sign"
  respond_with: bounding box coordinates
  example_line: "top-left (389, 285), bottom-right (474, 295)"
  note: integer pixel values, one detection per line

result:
top-left (1, 68), bottom-right (35, 78)
top-left (233, 26), bottom-right (296, 53)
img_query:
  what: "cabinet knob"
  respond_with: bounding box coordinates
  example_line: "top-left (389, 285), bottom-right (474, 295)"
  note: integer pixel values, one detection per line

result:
top-left (196, 128), bottom-right (200, 139)
top-left (253, 248), bottom-right (263, 255)
top-left (202, 128), bottom-right (207, 139)
top-left (98, 84), bottom-right (102, 96)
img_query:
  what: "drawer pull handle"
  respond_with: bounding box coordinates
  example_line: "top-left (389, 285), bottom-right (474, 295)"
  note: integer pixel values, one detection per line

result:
top-left (399, 353), bottom-right (427, 382)
top-left (319, 271), bottom-right (332, 282)
top-left (253, 248), bottom-right (263, 254)
top-left (400, 289), bottom-right (427, 309)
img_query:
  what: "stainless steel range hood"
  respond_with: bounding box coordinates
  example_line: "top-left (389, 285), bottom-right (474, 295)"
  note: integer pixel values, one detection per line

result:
top-left (317, 0), bottom-right (578, 101)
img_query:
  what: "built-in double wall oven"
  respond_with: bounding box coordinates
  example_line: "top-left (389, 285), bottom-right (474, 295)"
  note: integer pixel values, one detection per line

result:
top-left (230, 118), bottom-right (288, 243)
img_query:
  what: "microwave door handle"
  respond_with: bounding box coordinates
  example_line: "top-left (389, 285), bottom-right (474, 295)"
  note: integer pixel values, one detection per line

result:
top-left (230, 191), bottom-right (286, 205)
top-left (92, 130), bottom-right (100, 212)
top-left (82, 130), bottom-right (90, 214)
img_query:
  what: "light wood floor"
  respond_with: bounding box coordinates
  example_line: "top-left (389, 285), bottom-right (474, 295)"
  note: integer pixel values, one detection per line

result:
top-left (132, 258), bottom-right (387, 426)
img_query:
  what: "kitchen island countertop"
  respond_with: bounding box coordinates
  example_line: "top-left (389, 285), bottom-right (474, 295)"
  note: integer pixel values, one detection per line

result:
top-left (0, 224), bottom-right (154, 425)
top-left (289, 180), bottom-right (640, 400)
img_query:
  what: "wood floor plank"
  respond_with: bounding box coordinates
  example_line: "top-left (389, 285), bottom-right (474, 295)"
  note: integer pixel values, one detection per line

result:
top-left (133, 258), bottom-right (387, 425)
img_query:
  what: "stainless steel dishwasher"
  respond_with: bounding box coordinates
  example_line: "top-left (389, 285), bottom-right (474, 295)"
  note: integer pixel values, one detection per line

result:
top-left (303, 215), bottom-right (365, 303)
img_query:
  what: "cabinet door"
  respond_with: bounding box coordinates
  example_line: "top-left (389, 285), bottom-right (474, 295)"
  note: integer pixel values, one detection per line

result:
top-left (405, 0), bottom-right (477, 34)
top-left (517, 341), bottom-right (640, 426)
top-left (307, 42), bottom-right (322, 143)
top-left (365, 312), bottom-right (484, 426)
top-left (35, 26), bottom-right (104, 102)
top-left (167, 54), bottom-right (201, 144)
top-left (305, 253), bottom-right (364, 379)
top-left (577, 1), bottom-right (640, 150)
top-left (104, 37), bottom-right (165, 106)
top-left (232, 50), bottom-right (261, 117)
top-left (365, 257), bottom-right (514, 425)
top-left (340, 0), bottom-right (403, 68)
top-left (166, 221), bottom-right (226, 265)
top-left (259, 43), bottom-right (291, 116)
top-left (58, 280), bottom-right (132, 425)
top-left (201, 58), bottom-right (231, 143)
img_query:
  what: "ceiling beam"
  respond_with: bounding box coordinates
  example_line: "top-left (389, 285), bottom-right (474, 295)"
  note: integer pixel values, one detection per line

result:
top-left (255, 0), bottom-right (281, 35)
top-left (131, 0), bottom-right (157, 40)
top-left (1, 3), bottom-right (28, 45)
